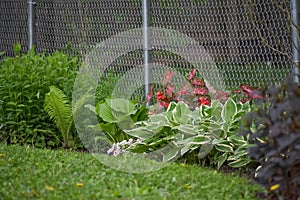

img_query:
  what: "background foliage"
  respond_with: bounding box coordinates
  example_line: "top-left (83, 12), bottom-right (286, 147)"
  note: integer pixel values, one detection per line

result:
top-left (0, 45), bottom-right (78, 148)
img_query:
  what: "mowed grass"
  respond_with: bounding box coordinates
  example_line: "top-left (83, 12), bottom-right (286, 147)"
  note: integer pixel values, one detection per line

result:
top-left (0, 144), bottom-right (263, 200)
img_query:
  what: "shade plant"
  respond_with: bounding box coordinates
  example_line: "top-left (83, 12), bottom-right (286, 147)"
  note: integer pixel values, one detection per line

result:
top-left (99, 68), bottom-right (260, 168)
top-left (86, 98), bottom-right (149, 145)
top-left (110, 98), bottom-right (254, 169)
top-left (242, 74), bottom-right (300, 200)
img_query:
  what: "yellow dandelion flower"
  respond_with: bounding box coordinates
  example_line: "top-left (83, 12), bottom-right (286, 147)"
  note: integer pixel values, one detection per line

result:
top-left (0, 154), bottom-right (4, 157)
top-left (270, 184), bottom-right (280, 191)
top-left (45, 185), bottom-right (55, 191)
top-left (184, 185), bottom-right (193, 189)
top-left (76, 182), bottom-right (84, 187)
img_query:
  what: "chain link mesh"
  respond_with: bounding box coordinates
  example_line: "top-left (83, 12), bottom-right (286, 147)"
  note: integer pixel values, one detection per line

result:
top-left (0, 0), bottom-right (293, 91)
top-left (0, 0), bottom-right (28, 56)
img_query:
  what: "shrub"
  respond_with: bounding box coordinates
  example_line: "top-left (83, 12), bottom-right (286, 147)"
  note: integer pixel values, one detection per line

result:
top-left (243, 75), bottom-right (300, 200)
top-left (116, 98), bottom-right (253, 169)
top-left (0, 46), bottom-right (78, 148)
top-left (87, 98), bottom-right (149, 144)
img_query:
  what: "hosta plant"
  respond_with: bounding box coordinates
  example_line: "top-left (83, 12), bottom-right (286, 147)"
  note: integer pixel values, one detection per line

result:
top-left (87, 98), bottom-right (149, 144)
top-left (119, 98), bottom-right (253, 168)
top-left (243, 75), bottom-right (300, 200)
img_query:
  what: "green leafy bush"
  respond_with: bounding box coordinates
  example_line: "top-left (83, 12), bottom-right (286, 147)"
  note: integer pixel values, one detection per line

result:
top-left (0, 47), bottom-right (78, 148)
top-left (120, 98), bottom-right (253, 168)
top-left (87, 98), bottom-right (149, 144)
top-left (243, 75), bottom-right (300, 200)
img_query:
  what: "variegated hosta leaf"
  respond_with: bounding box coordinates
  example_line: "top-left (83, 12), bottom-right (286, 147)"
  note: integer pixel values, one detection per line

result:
top-left (221, 97), bottom-right (237, 122)
top-left (171, 102), bottom-right (192, 125)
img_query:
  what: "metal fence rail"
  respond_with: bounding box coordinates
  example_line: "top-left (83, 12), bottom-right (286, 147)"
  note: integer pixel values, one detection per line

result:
top-left (0, 0), bottom-right (296, 91)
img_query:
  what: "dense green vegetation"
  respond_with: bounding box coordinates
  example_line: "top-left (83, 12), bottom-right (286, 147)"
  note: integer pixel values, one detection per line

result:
top-left (1, 46), bottom-right (299, 199)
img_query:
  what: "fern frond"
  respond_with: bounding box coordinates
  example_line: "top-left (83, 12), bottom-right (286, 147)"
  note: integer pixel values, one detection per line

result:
top-left (44, 86), bottom-right (73, 146)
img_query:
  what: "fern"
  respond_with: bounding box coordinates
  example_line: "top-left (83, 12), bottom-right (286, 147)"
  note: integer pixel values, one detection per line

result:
top-left (44, 86), bottom-right (73, 147)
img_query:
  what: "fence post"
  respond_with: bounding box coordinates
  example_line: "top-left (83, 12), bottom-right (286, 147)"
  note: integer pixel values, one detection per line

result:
top-left (28, 0), bottom-right (36, 51)
top-left (142, 0), bottom-right (152, 105)
top-left (290, 0), bottom-right (300, 83)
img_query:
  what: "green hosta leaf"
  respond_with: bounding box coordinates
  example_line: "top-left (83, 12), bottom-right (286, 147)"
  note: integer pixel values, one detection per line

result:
top-left (124, 127), bottom-right (156, 139)
top-left (162, 146), bottom-right (181, 162)
top-left (97, 102), bottom-right (116, 123)
top-left (198, 144), bottom-right (214, 158)
top-left (99, 123), bottom-right (125, 142)
top-left (199, 104), bottom-right (212, 118)
top-left (215, 143), bottom-right (234, 153)
top-left (172, 124), bottom-right (198, 135)
top-left (210, 100), bottom-right (223, 119)
top-left (221, 98), bottom-right (237, 122)
top-left (131, 104), bottom-right (149, 122)
top-left (149, 114), bottom-right (169, 125)
top-left (228, 157), bottom-right (251, 168)
top-left (166, 101), bottom-right (177, 111)
top-left (106, 98), bottom-right (136, 115)
top-left (216, 153), bottom-right (228, 169)
top-left (228, 135), bottom-right (248, 146)
top-left (172, 102), bottom-right (192, 124)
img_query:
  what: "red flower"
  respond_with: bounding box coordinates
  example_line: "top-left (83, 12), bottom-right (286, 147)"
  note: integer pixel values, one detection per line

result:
top-left (159, 101), bottom-right (170, 109)
top-left (188, 69), bottom-right (196, 80)
top-left (162, 71), bottom-right (174, 84)
top-left (156, 91), bottom-right (166, 101)
top-left (193, 87), bottom-right (208, 96)
top-left (199, 97), bottom-right (210, 106)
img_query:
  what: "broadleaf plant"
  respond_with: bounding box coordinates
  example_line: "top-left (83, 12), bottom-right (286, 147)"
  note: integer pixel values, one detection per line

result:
top-left (121, 98), bottom-right (253, 169)
top-left (242, 74), bottom-right (300, 200)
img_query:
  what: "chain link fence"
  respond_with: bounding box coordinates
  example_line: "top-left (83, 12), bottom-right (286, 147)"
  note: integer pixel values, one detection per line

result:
top-left (0, 0), bottom-right (295, 91)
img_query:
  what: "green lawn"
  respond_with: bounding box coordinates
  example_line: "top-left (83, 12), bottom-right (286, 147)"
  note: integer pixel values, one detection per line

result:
top-left (0, 144), bottom-right (263, 200)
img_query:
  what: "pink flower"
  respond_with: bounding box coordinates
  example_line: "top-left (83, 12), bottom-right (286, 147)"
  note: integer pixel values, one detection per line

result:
top-left (192, 78), bottom-right (206, 87)
top-left (165, 84), bottom-right (175, 96)
top-left (193, 87), bottom-right (208, 96)
top-left (240, 85), bottom-right (253, 96)
top-left (188, 69), bottom-right (196, 80)
top-left (162, 71), bottom-right (174, 84)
